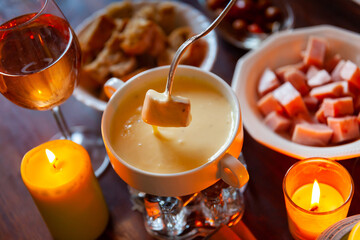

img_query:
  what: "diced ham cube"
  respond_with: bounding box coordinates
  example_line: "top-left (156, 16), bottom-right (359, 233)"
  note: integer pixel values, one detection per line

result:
top-left (322, 97), bottom-right (354, 117)
top-left (275, 62), bottom-right (308, 81)
top-left (300, 50), bottom-right (306, 59)
top-left (303, 95), bottom-right (319, 111)
top-left (307, 69), bottom-right (331, 88)
top-left (303, 37), bottom-right (327, 67)
top-left (294, 113), bottom-right (314, 124)
top-left (288, 112), bottom-right (314, 136)
top-left (331, 60), bottom-right (346, 82)
top-left (354, 95), bottom-right (360, 113)
top-left (292, 123), bottom-right (333, 146)
top-left (264, 111), bottom-right (291, 132)
top-left (273, 82), bottom-right (308, 117)
top-left (306, 65), bottom-right (320, 79)
top-left (337, 81), bottom-right (357, 97)
top-left (339, 81), bottom-right (352, 96)
top-left (309, 81), bottom-right (346, 101)
top-left (284, 69), bottom-right (309, 95)
top-left (340, 60), bottom-right (360, 89)
top-left (257, 92), bottom-right (283, 116)
top-left (327, 116), bottom-right (360, 143)
top-left (315, 105), bottom-right (326, 123)
top-left (325, 53), bottom-right (342, 73)
top-left (258, 68), bottom-right (281, 96)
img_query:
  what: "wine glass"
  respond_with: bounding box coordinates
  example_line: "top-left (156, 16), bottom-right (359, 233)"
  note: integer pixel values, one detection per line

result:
top-left (0, 0), bottom-right (109, 177)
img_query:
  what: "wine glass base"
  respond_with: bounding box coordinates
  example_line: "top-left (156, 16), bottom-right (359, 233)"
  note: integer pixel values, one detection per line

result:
top-left (51, 126), bottom-right (110, 178)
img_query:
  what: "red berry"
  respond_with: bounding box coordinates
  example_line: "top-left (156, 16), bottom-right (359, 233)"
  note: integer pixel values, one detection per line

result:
top-left (248, 23), bottom-right (263, 33)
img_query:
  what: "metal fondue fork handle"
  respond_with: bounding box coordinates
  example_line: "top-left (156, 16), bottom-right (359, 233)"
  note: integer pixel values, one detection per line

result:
top-left (164, 0), bottom-right (237, 96)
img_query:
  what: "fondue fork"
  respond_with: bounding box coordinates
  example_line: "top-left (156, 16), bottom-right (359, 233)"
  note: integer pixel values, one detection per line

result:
top-left (141, 0), bottom-right (237, 127)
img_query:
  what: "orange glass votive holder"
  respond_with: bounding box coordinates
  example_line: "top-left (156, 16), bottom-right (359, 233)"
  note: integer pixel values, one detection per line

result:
top-left (283, 158), bottom-right (354, 240)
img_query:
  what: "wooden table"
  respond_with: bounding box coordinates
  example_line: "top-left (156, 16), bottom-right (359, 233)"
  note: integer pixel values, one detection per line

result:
top-left (0, 0), bottom-right (359, 239)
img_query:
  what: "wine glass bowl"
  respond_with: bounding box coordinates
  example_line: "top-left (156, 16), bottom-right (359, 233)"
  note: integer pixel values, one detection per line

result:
top-left (0, 1), bottom-right (80, 111)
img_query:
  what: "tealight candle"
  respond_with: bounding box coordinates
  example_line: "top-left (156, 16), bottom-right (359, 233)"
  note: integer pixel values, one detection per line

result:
top-left (283, 158), bottom-right (354, 240)
top-left (292, 180), bottom-right (344, 212)
top-left (21, 139), bottom-right (109, 240)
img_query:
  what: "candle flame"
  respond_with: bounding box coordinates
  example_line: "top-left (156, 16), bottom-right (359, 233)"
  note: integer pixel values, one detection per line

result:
top-left (45, 149), bottom-right (56, 168)
top-left (310, 179), bottom-right (320, 211)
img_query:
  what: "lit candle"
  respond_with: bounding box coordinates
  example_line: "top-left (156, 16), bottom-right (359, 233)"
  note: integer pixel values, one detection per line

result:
top-left (21, 139), bottom-right (109, 240)
top-left (291, 179), bottom-right (344, 212)
top-left (283, 158), bottom-right (354, 240)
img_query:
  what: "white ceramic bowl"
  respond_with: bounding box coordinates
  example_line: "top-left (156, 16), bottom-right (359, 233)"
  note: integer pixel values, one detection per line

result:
top-left (232, 25), bottom-right (360, 160)
top-left (73, 1), bottom-right (218, 112)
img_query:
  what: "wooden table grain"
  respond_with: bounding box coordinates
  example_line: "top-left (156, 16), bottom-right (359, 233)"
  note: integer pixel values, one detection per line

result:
top-left (0, 0), bottom-right (359, 239)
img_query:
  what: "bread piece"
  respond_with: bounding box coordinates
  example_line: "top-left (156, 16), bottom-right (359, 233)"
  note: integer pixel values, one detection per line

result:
top-left (120, 18), bottom-right (167, 57)
top-left (156, 2), bottom-right (176, 34)
top-left (78, 15), bottom-right (115, 54)
top-left (105, 1), bottom-right (133, 19)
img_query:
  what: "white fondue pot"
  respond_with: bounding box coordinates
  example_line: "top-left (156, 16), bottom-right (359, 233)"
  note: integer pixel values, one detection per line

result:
top-left (101, 65), bottom-right (249, 196)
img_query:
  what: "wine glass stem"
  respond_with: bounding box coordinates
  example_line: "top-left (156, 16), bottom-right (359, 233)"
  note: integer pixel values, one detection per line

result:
top-left (51, 106), bottom-right (71, 140)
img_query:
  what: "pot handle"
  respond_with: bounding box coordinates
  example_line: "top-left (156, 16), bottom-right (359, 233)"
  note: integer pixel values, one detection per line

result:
top-left (104, 77), bottom-right (125, 98)
top-left (219, 153), bottom-right (249, 188)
